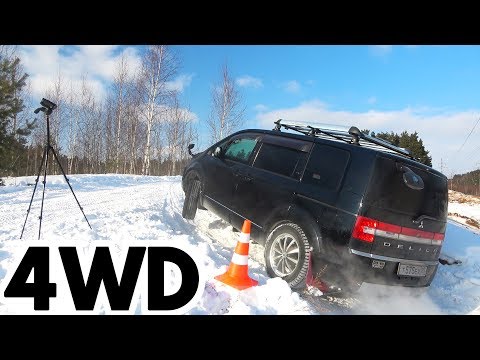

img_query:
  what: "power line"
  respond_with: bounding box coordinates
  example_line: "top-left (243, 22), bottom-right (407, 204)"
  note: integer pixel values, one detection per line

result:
top-left (451, 116), bottom-right (480, 161)
top-left (464, 141), bottom-right (480, 160)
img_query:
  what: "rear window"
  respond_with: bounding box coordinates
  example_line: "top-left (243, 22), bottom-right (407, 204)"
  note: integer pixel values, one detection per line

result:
top-left (364, 156), bottom-right (448, 219)
top-left (253, 143), bottom-right (306, 179)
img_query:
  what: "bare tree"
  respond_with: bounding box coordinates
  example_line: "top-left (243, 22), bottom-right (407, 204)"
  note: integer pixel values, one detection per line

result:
top-left (126, 73), bottom-right (144, 174)
top-left (137, 45), bottom-right (178, 175)
top-left (75, 77), bottom-right (98, 173)
top-left (165, 95), bottom-right (197, 175)
top-left (5, 45), bottom-right (196, 177)
top-left (66, 80), bottom-right (79, 174)
top-left (207, 63), bottom-right (245, 143)
top-left (38, 70), bottom-right (67, 175)
top-left (111, 54), bottom-right (131, 174)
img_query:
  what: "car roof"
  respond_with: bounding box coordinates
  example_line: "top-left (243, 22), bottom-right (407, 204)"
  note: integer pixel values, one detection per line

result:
top-left (235, 128), bottom-right (445, 179)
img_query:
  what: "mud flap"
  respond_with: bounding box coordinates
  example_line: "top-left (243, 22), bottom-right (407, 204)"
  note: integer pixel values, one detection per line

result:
top-left (439, 253), bottom-right (462, 265)
top-left (306, 248), bottom-right (330, 293)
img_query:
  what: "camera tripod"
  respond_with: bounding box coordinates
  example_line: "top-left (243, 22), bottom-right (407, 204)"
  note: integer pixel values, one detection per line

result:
top-left (20, 99), bottom-right (91, 240)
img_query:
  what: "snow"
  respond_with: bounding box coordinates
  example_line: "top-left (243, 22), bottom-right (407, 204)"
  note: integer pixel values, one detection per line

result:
top-left (1, 174), bottom-right (480, 314)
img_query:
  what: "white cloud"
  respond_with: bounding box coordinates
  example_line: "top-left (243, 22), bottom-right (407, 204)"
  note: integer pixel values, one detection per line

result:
top-left (236, 75), bottom-right (263, 88)
top-left (306, 80), bottom-right (315, 86)
top-left (367, 96), bottom-right (377, 105)
top-left (165, 73), bottom-right (195, 92)
top-left (283, 80), bottom-right (301, 93)
top-left (18, 45), bottom-right (142, 101)
top-left (254, 104), bottom-right (269, 112)
top-left (255, 99), bottom-right (480, 175)
top-left (370, 45), bottom-right (393, 57)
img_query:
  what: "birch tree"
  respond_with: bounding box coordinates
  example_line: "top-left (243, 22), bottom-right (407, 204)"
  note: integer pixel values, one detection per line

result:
top-left (111, 54), bottom-right (130, 173)
top-left (138, 45), bottom-right (178, 175)
top-left (207, 63), bottom-right (245, 143)
top-left (126, 73), bottom-right (143, 174)
top-left (165, 95), bottom-right (197, 175)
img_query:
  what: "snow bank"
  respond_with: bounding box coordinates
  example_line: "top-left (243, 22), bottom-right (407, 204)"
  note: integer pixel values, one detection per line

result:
top-left (1, 174), bottom-right (479, 314)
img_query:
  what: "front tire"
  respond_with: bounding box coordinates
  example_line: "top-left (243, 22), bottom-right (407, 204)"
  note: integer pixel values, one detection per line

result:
top-left (264, 222), bottom-right (311, 290)
top-left (182, 178), bottom-right (201, 220)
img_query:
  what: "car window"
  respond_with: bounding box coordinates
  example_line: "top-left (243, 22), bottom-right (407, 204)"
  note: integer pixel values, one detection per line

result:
top-left (364, 156), bottom-right (448, 218)
top-left (224, 137), bottom-right (258, 163)
top-left (302, 144), bottom-right (350, 191)
top-left (253, 143), bottom-right (306, 179)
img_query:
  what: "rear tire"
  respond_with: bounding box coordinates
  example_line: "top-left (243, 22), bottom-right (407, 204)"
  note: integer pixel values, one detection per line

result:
top-left (182, 179), bottom-right (201, 220)
top-left (264, 222), bottom-right (311, 290)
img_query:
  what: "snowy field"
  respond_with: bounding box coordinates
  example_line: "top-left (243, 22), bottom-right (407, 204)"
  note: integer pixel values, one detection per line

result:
top-left (1, 174), bottom-right (480, 315)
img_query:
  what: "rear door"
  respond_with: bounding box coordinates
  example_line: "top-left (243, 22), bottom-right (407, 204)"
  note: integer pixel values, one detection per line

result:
top-left (232, 135), bottom-right (312, 231)
top-left (361, 156), bottom-right (448, 261)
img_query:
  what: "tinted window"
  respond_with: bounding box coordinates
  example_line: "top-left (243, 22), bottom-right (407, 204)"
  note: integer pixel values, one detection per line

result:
top-left (224, 138), bottom-right (258, 163)
top-left (364, 157), bottom-right (448, 219)
top-left (302, 144), bottom-right (350, 191)
top-left (253, 143), bottom-right (305, 178)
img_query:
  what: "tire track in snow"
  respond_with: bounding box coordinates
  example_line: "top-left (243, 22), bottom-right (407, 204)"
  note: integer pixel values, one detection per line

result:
top-left (0, 175), bottom-right (355, 314)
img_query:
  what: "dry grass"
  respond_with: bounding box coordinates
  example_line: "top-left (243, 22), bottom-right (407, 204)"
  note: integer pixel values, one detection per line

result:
top-left (448, 212), bottom-right (480, 230)
top-left (466, 218), bottom-right (480, 229)
top-left (448, 190), bottom-right (480, 205)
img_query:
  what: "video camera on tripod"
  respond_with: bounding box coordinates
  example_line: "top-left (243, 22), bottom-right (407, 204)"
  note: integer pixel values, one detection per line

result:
top-left (34, 98), bottom-right (57, 116)
top-left (21, 98), bottom-right (91, 240)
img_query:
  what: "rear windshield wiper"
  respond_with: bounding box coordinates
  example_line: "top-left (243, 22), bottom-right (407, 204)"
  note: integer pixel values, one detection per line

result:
top-left (412, 214), bottom-right (438, 224)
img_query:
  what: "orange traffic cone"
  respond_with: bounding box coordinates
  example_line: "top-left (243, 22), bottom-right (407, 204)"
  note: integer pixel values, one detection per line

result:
top-left (215, 219), bottom-right (258, 290)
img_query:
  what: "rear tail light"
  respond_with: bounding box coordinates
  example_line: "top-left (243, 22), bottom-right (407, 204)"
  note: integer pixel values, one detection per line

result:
top-left (376, 221), bottom-right (401, 234)
top-left (401, 227), bottom-right (434, 239)
top-left (352, 216), bottom-right (377, 243)
top-left (352, 215), bottom-right (445, 244)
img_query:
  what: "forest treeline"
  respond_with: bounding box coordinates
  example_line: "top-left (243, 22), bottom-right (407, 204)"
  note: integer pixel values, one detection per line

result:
top-left (0, 46), bottom-right (244, 184)
top-left (449, 169), bottom-right (480, 196)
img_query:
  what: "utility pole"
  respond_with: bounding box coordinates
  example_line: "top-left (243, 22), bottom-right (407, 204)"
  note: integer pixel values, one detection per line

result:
top-left (477, 162), bottom-right (480, 197)
top-left (440, 158), bottom-right (443, 173)
top-left (449, 170), bottom-right (454, 191)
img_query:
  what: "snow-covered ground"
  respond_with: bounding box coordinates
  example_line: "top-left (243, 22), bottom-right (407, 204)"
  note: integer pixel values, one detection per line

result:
top-left (1, 174), bottom-right (480, 314)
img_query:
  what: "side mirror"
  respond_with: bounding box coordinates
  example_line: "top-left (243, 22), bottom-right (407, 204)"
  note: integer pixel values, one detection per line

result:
top-left (213, 146), bottom-right (222, 158)
top-left (188, 143), bottom-right (195, 157)
top-left (397, 163), bottom-right (424, 190)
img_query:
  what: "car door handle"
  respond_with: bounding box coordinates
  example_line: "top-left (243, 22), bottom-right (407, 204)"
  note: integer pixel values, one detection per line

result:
top-left (234, 172), bottom-right (253, 183)
top-left (242, 175), bottom-right (253, 183)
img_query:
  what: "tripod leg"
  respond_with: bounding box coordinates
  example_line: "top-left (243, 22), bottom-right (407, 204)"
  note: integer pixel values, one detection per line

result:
top-left (37, 146), bottom-right (51, 240)
top-left (20, 146), bottom-right (47, 239)
top-left (50, 147), bottom-right (92, 230)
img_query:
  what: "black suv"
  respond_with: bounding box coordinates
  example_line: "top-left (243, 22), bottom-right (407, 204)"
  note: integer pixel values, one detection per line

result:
top-left (182, 120), bottom-right (448, 292)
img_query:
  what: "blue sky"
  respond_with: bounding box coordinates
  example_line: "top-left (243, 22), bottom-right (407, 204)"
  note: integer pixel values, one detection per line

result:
top-left (18, 45), bottom-right (480, 175)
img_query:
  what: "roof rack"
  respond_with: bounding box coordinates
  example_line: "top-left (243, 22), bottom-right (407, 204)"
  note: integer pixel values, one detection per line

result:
top-left (272, 119), bottom-right (414, 160)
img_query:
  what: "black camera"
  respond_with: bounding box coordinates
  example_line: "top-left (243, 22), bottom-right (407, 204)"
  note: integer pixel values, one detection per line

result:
top-left (34, 98), bottom-right (57, 115)
top-left (41, 98), bottom-right (57, 111)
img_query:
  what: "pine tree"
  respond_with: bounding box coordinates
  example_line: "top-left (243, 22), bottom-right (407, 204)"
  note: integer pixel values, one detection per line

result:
top-left (0, 55), bottom-right (34, 184)
top-left (361, 129), bottom-right (432, 166)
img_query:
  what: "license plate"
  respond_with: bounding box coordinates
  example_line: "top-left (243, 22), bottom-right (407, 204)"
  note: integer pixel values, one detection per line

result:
top-left (397, 264), bottom-right (427, 277)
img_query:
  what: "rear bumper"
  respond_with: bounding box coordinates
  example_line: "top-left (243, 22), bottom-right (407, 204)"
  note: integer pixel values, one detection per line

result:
top-left (347, 249), bottom-right (438, 287)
